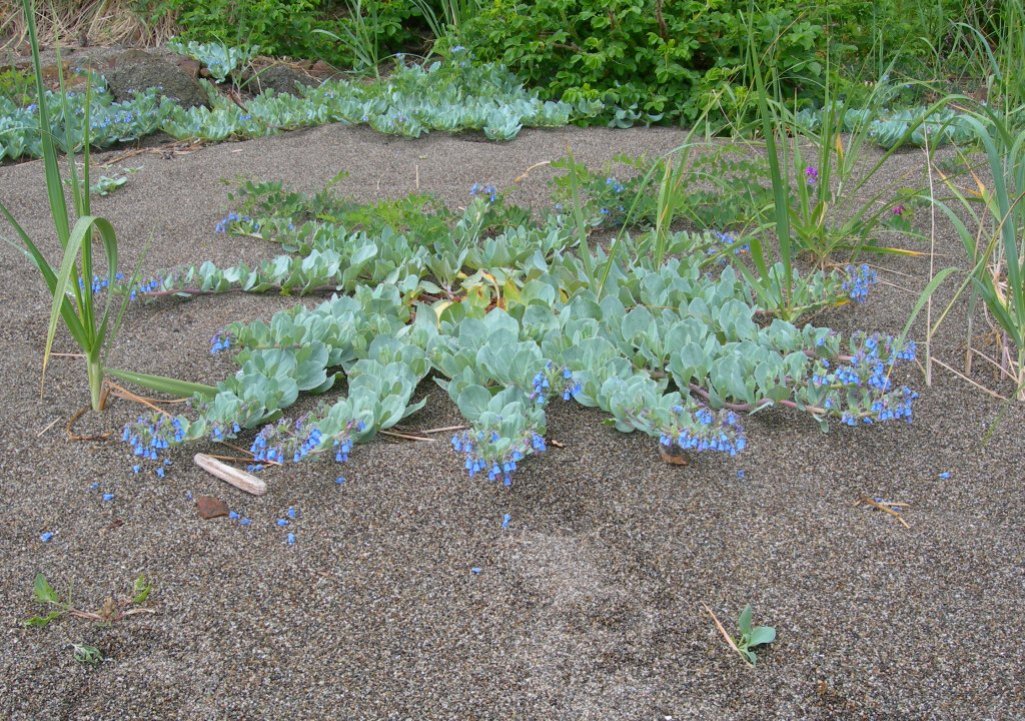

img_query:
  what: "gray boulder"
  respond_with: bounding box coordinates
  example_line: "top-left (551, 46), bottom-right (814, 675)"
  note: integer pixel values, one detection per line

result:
top-left (104, 49), bottom-right (208, 108)
top-left (247, 64), bottom-right (319, 97)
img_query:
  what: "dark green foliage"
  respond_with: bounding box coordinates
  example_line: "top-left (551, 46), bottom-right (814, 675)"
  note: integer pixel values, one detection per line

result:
top-left (137, 0), bottom-right (428, 67)
top-left (454, 0), bottom-right (854, 125)
top-left (0, 67), bottom-right (35, 107)
top-left (548, 149), bottom-right (774, 234)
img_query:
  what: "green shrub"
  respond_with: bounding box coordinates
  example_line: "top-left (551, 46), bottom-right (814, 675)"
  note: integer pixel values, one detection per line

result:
top-left (454, 1), bottom-right (849, 124)
top-left (139, 0), bottom-right (426, 67)
top-left (0, 67), bottom-right (35, 107)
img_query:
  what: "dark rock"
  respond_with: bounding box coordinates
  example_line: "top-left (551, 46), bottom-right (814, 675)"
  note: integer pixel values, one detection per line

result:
top-left (105, 49), bottom-right (208, 108)
top-left (248, 64), bottom-right (318, 97)
top-left (196, 495), bottom-right (229, 520)
top-left (657, 444), bottom-right (689, 466)
top-left (309, 60), bottom-right (337, 78)
top-left (176, 58), bottom-right (201, 79)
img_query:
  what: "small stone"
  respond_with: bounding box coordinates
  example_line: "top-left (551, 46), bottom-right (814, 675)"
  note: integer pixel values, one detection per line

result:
top-left (196, 495), bottom-right (229, 520)
top-left (658, 444), bottom-right (690, 466)
top-left (310, 60), bottom-right (336, 78)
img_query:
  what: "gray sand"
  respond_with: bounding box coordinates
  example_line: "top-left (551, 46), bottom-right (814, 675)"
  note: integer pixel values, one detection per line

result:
top-left (1, 123), bottom-right (1022, 720)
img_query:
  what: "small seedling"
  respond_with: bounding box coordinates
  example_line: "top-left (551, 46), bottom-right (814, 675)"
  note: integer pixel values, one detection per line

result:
top-left (79, 165), bottom-right (141, 196)
top-left (704, 603), bottom-right (776, 666)
top-left (131, 574), bottom-right (152, 604)
top-left (24, 573), bottom-right (155, 628)
top-left (734, 605), bottom-right (776, 665)
top-left (71, 643), bottom-right (103, 666)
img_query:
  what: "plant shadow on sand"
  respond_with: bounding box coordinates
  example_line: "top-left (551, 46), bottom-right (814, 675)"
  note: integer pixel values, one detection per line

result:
top-left (1, 123), bottom-right (1022, 719)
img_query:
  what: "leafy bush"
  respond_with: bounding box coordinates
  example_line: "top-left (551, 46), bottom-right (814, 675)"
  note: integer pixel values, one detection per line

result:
top-left (141, 0), bottom-right (430, 67)
top-left (116, 177), bottom-right (918, 485)
top-left (454, 0), bottom-right (855, 125)
top-left (162, 57), bottom-right (594, 142)
top-left (0, 67), bottom-right (35, 107)
top-left (0, 57), bottom-right (590, 161)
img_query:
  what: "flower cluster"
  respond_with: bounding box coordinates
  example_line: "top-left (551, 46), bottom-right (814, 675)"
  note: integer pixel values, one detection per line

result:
top-left (805, 165), bottom-right (819, 185)
top-left (451, 428), bottom-right (546, 486)
top-left (529, 362), bottom-right (581, 404)
top-left (80, 272), bottom-right (125, 295)
top-left (605, 176), bottom-right (625, 194)
top-left (128, 277), bottom-right (162, 301)
top-left (807, 332), bottom-right (918, 425)
top-left (470, 183), bottom-right (499, 203)
top-left (122, 413), bottom-right (185, 474)
top-left (277, 506), bottom-right (301, 544)
top-left (215, 212), bottom-right (258, 234)
top-left (249, 415), bottom-right (364, 466)
top-left (706, 231), bottom-right (750, 263)
top-left (658, 405), bottom-right (747, 457)
top-left (333, 420), bottom-right (365, 463)
top-left (842, 264), bottom-right (878, 304)
top-left (209, 420), bottom-right (241, 442)
top-left (227, 509), bottom-right (253, 526)
top-left (210, 330), bottom-right (234, 355)
top-left (91, 109), bottom-right (137, 133)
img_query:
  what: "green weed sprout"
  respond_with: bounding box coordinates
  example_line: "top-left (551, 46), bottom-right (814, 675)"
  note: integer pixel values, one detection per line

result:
top-left (705, 603), bottom-right (776, 666)
top-left (734, 604), bottom-right (777, 666)
top-left (71, 643), bottom-right (103, 666)
top-left (88, 167), bottom-right (140, 197)
top-left (0, 0), bottom-right (214, 411)
top-left (24, 573), bottom-right (155, 628)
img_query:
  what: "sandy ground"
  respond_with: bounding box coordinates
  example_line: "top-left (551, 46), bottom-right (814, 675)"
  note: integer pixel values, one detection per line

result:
top-left (0, 122), bottom-right (1023, 720)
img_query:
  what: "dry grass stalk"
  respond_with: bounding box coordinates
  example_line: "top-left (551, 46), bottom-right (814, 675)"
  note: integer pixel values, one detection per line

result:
top-left (1, 0), bottom-right (178, 51)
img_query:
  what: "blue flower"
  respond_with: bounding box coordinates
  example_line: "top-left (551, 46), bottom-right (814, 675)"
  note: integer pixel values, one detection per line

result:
top-left (842, 264), bottom-right (878, 304)
top-left (102, 493), bottom-right (114, 502)
top-left (39, 531), bottom-right (54, 543)
top-left (286, 532), bottom-right (296, 545)
top-left (501, 513), bottom-right (511, 529)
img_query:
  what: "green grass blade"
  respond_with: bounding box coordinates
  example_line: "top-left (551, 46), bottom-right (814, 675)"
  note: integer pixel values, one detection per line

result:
top-left (0, 201), bottom-right (88, 341)
top-left (22, 0), bottom-right (71, 247)
top-left (105, 367), bottom-right (217, 399)
top-left (895, 266), bottom-right (960, 349)
top-left (42, 216), bottom-right (116, 384)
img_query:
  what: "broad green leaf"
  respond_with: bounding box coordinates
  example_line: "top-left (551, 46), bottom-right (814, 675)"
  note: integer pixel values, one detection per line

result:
top-left (33, 573), bottom-right (59, 605)
top-left (737, 604), bottom-right (752, 635)
top-left (748, 626), bottom-right (776, 647)
top-left (24, 610), bottom-right (62, 628)
top-left (106, 368), bottom-right (217, 399)
top-left (132, 575), bottom-right (152, 604)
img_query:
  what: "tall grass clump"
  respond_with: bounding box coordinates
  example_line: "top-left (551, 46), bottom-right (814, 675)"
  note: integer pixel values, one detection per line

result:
top-left (932, 106), bottom-right (1025, 398)
top-left (1, 0), bottom-right (210, 411)
top-left (736, 12), bottom-right (935, 320)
